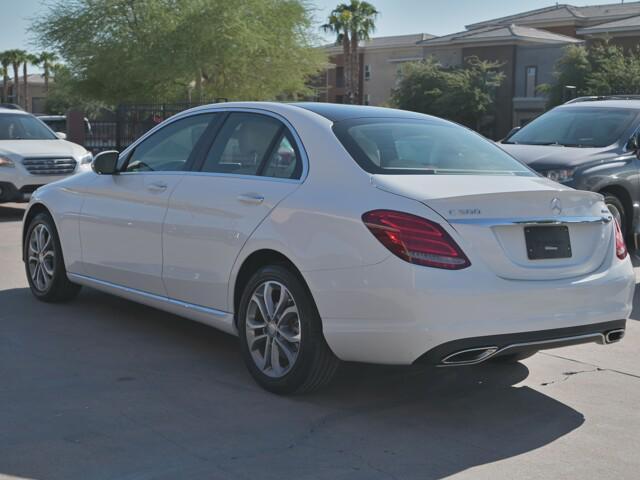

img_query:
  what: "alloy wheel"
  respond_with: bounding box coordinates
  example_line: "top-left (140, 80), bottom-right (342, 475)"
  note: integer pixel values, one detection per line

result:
top-left (27, 223), bottom-right (55, 292)
top-left (245, 281), bottom-right (301, 378)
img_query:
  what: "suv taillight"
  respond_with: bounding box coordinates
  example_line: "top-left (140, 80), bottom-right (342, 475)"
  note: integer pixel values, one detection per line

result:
top-left (362, 210), bottom-right (470, 270)
top-left (614, 219), bottom-right (627, 260)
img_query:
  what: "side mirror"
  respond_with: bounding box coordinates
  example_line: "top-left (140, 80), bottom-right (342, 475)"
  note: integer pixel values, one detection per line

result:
top-left (55, 132), bottom-right (67, 140)
top-left (502, 126), bottom-right (521, 142)
top-left (92, 150), bottom-right (119, 175)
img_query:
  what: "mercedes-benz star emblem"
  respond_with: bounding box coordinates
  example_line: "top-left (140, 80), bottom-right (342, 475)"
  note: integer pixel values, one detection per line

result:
top-left (550, 197), bottom-right (562, 215)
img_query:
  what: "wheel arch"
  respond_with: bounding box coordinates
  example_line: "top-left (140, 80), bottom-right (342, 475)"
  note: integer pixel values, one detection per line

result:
top-left (231, 248), bottom-right (315, 328)
top-left (22, 203), bottom-right (54, 261)
top-left (599, 184), bottom-right (633, 229)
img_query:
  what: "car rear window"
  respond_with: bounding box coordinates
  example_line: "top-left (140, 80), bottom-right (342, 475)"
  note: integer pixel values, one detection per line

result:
top-left (506, 107), bottom-right (638, 148)
top-left (333, 118), bottom-right (534, 176)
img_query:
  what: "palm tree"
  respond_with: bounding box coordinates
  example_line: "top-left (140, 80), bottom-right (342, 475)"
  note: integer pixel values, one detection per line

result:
top-left (322, 0), bottom-right (378, 104)
top-left (23, 53), bottom-right (38, 111)
top-left (4, 49), bottom-right (26, 107)
top-left (35, 52), bottom-right (58, 94)
top-left (0, 52), bottom-right (10, 102)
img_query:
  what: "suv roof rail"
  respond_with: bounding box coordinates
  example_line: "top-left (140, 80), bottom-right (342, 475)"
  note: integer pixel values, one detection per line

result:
top-left (565, 95), bottom-right (640, 104)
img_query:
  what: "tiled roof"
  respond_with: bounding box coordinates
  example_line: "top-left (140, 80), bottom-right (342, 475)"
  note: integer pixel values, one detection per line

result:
top-left (0, 74), bottom-right (45, 86)
top-left (577, 14), bottom-right (640, 34)
top-left (466, 2), bottom-right (640, 30)
top-left (419, 24), bottom-right (583, 46)
top-left (323, 33), bottom-right (434, 51)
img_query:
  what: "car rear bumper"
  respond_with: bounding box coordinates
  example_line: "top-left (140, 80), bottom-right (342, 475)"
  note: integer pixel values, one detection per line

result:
top-left (304, 252), bottom-right (635, 365)
top-left (417, 319), bottom-right (626, 366)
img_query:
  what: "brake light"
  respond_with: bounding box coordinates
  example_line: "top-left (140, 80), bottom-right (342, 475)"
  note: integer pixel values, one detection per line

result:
top-left (614, 218), bottom-right (627, 260)
top-left (362, 210), bottom-right (470, 270)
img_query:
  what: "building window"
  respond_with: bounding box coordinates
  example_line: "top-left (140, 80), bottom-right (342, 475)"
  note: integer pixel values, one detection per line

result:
top-left (336, 66), bottom-right (345, 88)
top-left (364, 64), bottom-right (371, 81)
top-left (525, 66), bottom-right (537, 97)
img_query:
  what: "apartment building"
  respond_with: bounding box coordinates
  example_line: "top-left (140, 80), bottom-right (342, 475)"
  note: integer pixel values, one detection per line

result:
top-left (313, 33), bottom-right (433, 105)
top-left (316, 2), bottom-right (640, 139)
top-left (0, 74), bottom-right (49, 113)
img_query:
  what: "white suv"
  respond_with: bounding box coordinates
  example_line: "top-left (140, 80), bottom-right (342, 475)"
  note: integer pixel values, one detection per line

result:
top-left (0, 108), bottom-right (92, 203)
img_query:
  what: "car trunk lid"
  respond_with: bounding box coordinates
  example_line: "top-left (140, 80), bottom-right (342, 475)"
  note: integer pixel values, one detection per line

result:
top-left (372, 174), bottom-right (613, 280)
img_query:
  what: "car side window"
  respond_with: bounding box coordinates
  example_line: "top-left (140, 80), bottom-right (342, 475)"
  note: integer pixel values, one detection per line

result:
top-left (201, 113), bottom-right (284, 176)
top-left (124, 114), bottom-right (214, 173)
top-left (261, 133), bottom-right (302, 179)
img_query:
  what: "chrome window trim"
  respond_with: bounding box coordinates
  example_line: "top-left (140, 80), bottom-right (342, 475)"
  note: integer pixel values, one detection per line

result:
top-left (118, 106), bottom-right (309, 183)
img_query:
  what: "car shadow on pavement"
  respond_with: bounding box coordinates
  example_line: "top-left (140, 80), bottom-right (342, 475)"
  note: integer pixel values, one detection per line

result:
top-left (0, 286), bottom-right (585, 480)
top-left (0, 204), bottom-right (25, 223)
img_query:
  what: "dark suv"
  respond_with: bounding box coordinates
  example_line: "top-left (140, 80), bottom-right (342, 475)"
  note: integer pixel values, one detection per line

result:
top-left (500, 97), bottom-right (640, 243)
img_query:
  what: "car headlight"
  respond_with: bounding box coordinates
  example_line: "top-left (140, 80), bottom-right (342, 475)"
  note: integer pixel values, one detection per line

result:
top-left (543, 168), bottom-right (575, 183)
top-left (0, 156), bottom-right (15, 167)
top-left (79, 152), bottom-right (93, 165)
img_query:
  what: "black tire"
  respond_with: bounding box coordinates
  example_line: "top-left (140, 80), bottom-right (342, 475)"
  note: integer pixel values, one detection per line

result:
top-left (603, 194), bottom-right (627, 237)
top-left (238, 265), bottom-right (339, 394)
top-left (24, 212), bottom-right (81, 302)
top-left (491, 351), bottom-right (537, 363)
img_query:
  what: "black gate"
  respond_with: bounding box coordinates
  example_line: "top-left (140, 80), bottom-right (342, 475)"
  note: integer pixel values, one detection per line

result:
top-left (85, 101), bottom-right (224, 153)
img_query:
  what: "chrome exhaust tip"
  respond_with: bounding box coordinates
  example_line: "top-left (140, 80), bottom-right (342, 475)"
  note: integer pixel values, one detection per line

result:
top-left (604, 328), bottom-right (625, 344)
top-left (441, 346), bottom-right (498, 366)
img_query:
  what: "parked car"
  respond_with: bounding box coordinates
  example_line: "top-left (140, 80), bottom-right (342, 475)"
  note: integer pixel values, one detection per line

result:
top-left (0, 107), bottom-right (93, 203)
top-left (500, 97), bottom-right (640, 242)
top-left (0, 103), bottom-right (24, 111)
top-left (22, 102), bottom-right (633, 394)
top-left (37, 114), bottom-right (93, 139)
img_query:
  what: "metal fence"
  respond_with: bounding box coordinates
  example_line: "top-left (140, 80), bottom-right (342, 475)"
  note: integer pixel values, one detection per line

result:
top-left (84, 101), bottom-right (223, 153)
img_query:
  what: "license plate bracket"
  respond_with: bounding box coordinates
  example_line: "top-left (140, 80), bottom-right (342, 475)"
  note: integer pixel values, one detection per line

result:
top-left (524, 226), bottom-right (572, 260)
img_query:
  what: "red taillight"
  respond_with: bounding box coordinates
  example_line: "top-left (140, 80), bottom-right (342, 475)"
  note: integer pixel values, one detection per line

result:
top-left (614, 218), bottom-right (627, 260)
top-left (362, 210), bottom-right (471, 270)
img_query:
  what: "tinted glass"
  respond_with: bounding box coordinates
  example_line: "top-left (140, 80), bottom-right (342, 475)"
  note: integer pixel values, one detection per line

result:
top-left (261, 134), bottom-right (301, 179)
top-left (507, 107), bottom-right (638, 148)
top-left (0, 114), bottom-right (56, 140)
top-left (201, 113), bottom-right (282, 176)
top-left (125, 114), bottom-right (214, 172)
top-left (334, 118), bottom-right (534, 176)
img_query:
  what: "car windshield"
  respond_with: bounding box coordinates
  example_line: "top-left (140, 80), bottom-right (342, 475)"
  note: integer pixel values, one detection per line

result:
top-left (505, 107), bottom-right (638, 148)
top-left (333, 118), bottom-right (534, 176)
top-left (0, 114), bottom-right (57, 140)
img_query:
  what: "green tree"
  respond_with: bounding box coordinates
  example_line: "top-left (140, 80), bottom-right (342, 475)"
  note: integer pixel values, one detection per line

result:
top-left (22, 53), bottom-right (39, 111)
top-left (34, 52), bottom-right (58, 94)
top-left (323, 0), bottom-right (378, 104)
top-left (391, 56), bottom-right (505, 130)
top-left (43, 64), bottom-right (108, 115)
top-left (33, 0), bottom-right (325, 104)
top-left (3, 50), bottom-right (27, 106)
top-left (0, 52), bottom-right (10, 102)
top-left (540, 40), bottom-right (640, 106)
top-left (538, 44), bottom-right (591, 106)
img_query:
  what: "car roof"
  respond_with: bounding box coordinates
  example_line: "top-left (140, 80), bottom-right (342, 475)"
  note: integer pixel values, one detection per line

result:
top-left (560, 99), bottom-right (640, 110)
top-left (292, 102), bottom-right (433, 122)
top-left (0, 107), bottom-right (29, 115)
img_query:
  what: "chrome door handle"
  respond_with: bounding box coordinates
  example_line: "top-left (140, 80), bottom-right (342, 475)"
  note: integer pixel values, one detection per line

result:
top-left (237, 193), bottom-right (264, 205)
top-left (147, 181), bottom-right (168, 192)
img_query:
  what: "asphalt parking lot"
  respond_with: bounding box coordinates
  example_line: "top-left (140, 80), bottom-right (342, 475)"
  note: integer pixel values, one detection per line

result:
top-left (1, 203), bottom-right (639, 480)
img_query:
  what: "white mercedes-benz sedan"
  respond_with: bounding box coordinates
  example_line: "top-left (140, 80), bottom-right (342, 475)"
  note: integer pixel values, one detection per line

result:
top-left (22, 102), bottom-right (634, 393)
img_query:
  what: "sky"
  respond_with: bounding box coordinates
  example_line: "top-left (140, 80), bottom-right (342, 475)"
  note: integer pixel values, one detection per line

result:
top-left (0, 0), bottom-right (610, 53)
